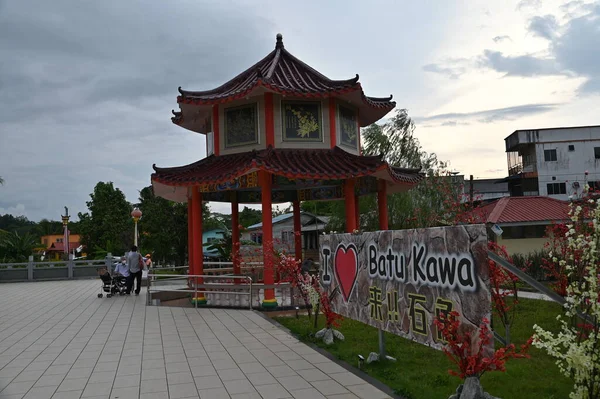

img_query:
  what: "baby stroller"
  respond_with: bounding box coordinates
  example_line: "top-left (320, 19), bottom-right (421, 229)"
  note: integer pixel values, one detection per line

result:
top-left (97, 267), bottom-right (127, 298)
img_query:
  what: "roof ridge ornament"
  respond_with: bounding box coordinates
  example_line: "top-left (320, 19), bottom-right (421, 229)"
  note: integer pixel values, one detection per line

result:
top-left (275, 33), bottom-right (284, 49)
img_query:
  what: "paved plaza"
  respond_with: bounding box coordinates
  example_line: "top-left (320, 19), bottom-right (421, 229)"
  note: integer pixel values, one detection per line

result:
top-left (0, 280), bottom-right (393, 399)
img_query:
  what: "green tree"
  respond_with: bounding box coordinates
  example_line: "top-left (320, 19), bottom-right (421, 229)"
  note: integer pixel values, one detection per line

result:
top-left (0, 231), bottom-right (39, 262)
top-left (239, 206), bottom-right (262, 228)
top-left (35, 219), bottom-right (63, 237)
top-left (326, 109), bottom-right (461, 232)
top-left (137, 186), bottom-right (188, 265)
top-left (78, 182), bottom-right (132, 258)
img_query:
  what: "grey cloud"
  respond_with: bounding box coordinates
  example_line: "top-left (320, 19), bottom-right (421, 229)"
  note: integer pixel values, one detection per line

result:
top-left (0, 0), bottom-right (274, 221)
top-left (528, 15), bottom-right (559, 40)
top-left (480, 50), bottom-right (561, 76)
top-left (415, 103), bottom-right (559, 124)
top-left (422, 58), bottom-right (470, 79)
top-left (493, 35), bottom-right (512, 43)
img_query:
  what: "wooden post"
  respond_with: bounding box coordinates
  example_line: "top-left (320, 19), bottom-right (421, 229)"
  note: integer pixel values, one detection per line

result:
top-left (344, 179), bottom-right (357, 233)
top-left (260, 171), bottom-right (277, 308)
top-left (469, 174), bottom-right (474, 207)
top-left (378, 180), bottom-right (388, 230)
top-left (293, 200), bottom-right (302, 261)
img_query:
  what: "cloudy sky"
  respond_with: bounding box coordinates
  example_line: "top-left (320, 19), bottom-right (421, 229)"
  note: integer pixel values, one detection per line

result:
top-left (1, 0), bottom-right (599, 221)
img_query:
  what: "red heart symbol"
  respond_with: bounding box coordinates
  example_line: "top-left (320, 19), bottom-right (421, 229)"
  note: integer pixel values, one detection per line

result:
top-left (334, 244), bottom-right (358, 302)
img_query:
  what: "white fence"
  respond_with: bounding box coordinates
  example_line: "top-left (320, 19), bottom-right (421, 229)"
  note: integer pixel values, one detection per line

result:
top-left (0, 254), bottom-right (113, 282)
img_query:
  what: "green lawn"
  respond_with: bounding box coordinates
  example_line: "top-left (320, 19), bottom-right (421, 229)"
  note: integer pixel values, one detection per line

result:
top-left (273, 298), bottom-right (572, 399)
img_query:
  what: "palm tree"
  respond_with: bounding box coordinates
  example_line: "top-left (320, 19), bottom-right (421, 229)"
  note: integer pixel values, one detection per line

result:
top-left (0, 232), bottom-right (39, 262)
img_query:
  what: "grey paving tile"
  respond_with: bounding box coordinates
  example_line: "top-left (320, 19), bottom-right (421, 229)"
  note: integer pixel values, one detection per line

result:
top-left (190, 364), bottom-right (218, 377)
top-left (1, 380), bottom-right (37, 395)
top-left (255, 383), bottom-right (293, 399)
top-left (139, 378), bottom-right (167, 394)
top-left (266, 365), bottom-right (297, 378)
top-left (167, 371), bottom-right (194, 385)
top-left (194, 375), bottom-right (224, 389)
top-left (246, 371), bottom-right (278, 386)
top-left (110, 386), bottom-right (139, 399)
top-left (296, 368), bottom-right (331, 382)
top-left (198, 387), bottom-right (230, 399)
top-left (290, 387), bottom-right (327, 399)
top-left (22, 386), bottom-right (57, 399)
top-left (139, 392), bottom-right (169, 399)
top-left (224, 378), bottom-right (256, 395)
top-left (276, 375), bottom-right (312, 391)
top-left (168, 382), bottom-right (198, 399)
top-left (51, 389), bottom-right (83, 399)
top-left (141, 367), bottom-right (166, 381)
top-left (81, 382), bottom-right (112, 397)
top-left (346, 384), bottom-right (391, 399)
top-left (328, 372), bottom-right (366, 386)
top-left (57, 378), bottom-right (88, 392)
top-left (311, 379), bottom-right (351, 396)
top-left (217, 367), bottom-right (246, 381)
top-left (325, 394), bottom-right (360, 399)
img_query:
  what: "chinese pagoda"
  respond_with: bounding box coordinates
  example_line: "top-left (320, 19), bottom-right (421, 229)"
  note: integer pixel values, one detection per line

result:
top-left (151, 34), bottom-right (423, 308)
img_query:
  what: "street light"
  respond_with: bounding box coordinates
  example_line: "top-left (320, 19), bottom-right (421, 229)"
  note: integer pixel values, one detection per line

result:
top-left (61, 207), bottom-right (70, 257)
top-left (131, 207), bottom-right (142, 246)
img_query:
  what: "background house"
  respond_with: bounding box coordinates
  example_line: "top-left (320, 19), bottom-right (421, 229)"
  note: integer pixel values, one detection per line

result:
top-left (242, 212), bottom-right (329, 260)
top-left (503, 125), bottom-right (600, 199)
top-left (477, 196), bottom-right (570, 255)
top-left (40, 233), bottom-right (83, 260)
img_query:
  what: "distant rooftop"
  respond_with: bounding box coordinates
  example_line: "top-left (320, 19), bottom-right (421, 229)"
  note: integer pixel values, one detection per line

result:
top-left (477, 196), bottom-right (570, 225)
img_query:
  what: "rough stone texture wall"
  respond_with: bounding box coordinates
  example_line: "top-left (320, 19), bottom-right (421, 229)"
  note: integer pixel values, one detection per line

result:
top-left (319, 224), bottom-right (491, 352)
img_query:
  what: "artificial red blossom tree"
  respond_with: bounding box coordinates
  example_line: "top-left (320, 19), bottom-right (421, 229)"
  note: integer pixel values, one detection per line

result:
top-left (435, 311), bottom-right (532, 398)
top-left (276, 253), bottom-right (344, 345)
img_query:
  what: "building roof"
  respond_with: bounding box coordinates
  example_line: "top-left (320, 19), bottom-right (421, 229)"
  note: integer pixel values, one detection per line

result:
top-left (246, 211), bottom-right (329, 230)
top-left (472, 179), bottom-right (508, 194)
top-left (46, 242), bottom-right (81, 253)
top-left (477, 196), bottom-right (570, 225)
top-left (175, 34), bottom-right (395, 127)
top-left (152, 146), bottom-right (422, 188)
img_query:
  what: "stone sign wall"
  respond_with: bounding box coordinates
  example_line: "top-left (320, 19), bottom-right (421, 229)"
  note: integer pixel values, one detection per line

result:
top-left (319, 224), bottom-right (491, 351)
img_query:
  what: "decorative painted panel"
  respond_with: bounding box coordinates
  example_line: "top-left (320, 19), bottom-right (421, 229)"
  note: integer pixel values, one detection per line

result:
top-left (197, 172), bottom-right (258, 193)
top-left (339, 105), bottom-right (358, 149)
top-left (224, 103), bottom-right (258, 147)
top-left (282, 101), bottom-right (322, 142)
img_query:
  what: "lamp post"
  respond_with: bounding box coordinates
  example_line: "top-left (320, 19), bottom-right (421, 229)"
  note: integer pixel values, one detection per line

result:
top-left (61, 207), bottom-right (70, 257)
top-left (131, 207), bottom-right (142, 246)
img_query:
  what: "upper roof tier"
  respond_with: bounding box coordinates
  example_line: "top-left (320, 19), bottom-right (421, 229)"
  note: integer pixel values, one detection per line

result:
top-left (175, 34), bottom-right (395, 127)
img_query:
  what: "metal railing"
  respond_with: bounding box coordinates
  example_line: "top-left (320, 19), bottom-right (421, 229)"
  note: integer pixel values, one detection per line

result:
top-left (146, 273), bottom-right (253, 309)
top-left (0, 255), bottom-right (112, 282)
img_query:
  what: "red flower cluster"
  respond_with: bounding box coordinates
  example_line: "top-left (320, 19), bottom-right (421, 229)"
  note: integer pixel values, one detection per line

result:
top-left (434, 311), bottom-right (532, 379)
top-left (487, 242), bottom-right (520, 319)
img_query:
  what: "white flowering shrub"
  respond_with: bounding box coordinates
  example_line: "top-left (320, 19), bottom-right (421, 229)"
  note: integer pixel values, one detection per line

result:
top-left (533, 198), bottom-right (600, 399)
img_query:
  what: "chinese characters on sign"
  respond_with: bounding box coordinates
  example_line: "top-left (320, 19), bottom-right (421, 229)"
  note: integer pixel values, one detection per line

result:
top-left (320, 225), bottom-right (491, 351)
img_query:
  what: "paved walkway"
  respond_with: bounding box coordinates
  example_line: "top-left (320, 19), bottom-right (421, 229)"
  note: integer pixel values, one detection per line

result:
top-left (0, 280), bottom-right (392, 399)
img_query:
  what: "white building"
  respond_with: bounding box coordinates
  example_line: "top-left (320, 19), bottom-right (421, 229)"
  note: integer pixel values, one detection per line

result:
top-left (504, 125), bottom-right (600, 200)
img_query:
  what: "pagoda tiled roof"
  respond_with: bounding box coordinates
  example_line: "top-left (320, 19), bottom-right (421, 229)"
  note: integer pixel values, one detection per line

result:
top-left (151, 147), bottom-right (422, 187)
top-left (176, 34), bottom-right (395, 111)
top-left (477, 196), bottom-right (570, 224)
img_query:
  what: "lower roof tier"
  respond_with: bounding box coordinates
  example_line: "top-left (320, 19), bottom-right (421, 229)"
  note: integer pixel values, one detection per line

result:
top-left (151, 146), bottom-right (423, 203)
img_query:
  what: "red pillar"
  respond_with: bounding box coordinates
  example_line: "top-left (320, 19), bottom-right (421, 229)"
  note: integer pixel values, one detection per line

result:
top-left (231, 196), bottom-right (240, 278)
top-left (329, 97), bottom-right (337, 148)
top-left (265, 93), bottom-right (275, 148)
top-left (293, 200), bottom-right (302, 261)
top-left (354, 195), bottom-right (360, 231)
top-left (187, 196), bottom-right (193, 275)
top-left (344, 179), bottom-right (357, 233)
top-left (378, 180), bottom-right (389, 230)
top-left (260, 171), bottom-right (277, 308)
top-left (191, 188), bottom-right (206, 304)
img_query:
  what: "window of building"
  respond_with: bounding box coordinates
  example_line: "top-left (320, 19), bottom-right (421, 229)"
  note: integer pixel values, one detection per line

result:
top-left (281, 231), bottom-right (294, 244)
top-left (568, 144), bottom-right (575, 151)
top-left (595, 147), bottom-right (600, 159)
top-left (547, 182), bottom-right (567, 195)
top-left (588, 181), bottom-right (600, 191)
top-left (501, 225), bottom-right (547, 239)
top-left (282, 101), bottom-right (322, 142)
top-left (206, 237), bottom-right (218, 244)
top-left (544, 149), bottom-right (557, 162)
top-left (338, 105), bottom-right (358, 149)
top-left (224, 104), bottom-right (258, 148)
top-left (250, 233), bottom-right (262, 244)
